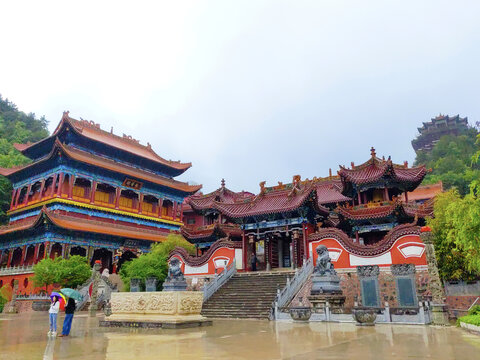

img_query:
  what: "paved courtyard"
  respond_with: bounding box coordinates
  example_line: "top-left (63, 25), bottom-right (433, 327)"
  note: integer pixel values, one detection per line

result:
top-left (0, 312), bottom-right (479, 360)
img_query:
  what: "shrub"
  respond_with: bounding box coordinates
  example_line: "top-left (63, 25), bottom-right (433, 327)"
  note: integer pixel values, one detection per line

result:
top-left (458, 314), bottom-right (480, 327)
top-left (468, 304), bottom-right (480, 316)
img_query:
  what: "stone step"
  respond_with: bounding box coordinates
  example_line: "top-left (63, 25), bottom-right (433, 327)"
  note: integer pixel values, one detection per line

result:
top-left (201, 271), bottom-right (289, 319)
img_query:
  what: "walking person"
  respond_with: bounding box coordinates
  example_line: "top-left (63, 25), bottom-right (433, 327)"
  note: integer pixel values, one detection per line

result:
top-left (58, 297), bottom-right (75, 337)
top-left (48, 296), bottom-right (60, 337)
top-left (250, 252), bottom-right (257, 272)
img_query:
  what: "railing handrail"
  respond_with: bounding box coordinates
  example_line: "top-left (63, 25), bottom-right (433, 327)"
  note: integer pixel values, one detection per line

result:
top-left (275, 257), bottom-right (314, 309)
top-left (0, 265), bottom-right (34, 275)
top-left (203, 259), bottom-right (236, 302)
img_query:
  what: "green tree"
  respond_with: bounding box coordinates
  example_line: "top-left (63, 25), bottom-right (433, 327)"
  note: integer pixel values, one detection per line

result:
top-left (56, 255), bottom-right (91, 288)
top-left (32, 258), bottom-right (60, 293)
top-left (119, 233), bottom-right (195, 291)
top-left (415, 129), bottom-right (480, 195)
top-left (150, 233), bottom-right (196, 257)
top-left (0, 95), bottom-right (50, 224)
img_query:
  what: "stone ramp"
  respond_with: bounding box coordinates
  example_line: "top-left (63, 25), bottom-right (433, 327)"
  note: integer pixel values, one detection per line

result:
top-left (201, 271), bottom-right (294, 319)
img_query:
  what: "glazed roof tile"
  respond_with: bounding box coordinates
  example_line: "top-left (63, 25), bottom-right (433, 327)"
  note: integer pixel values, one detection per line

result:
top-left (15, 112), bottom-right (192, 172)
top-left (214, 181), bottom-right (323, 219)
top-left (315, 180), bottom-right (351, 205)
top-left (338, 150), bottom-right (426, 187)
top-left (181, 223), bottom-right (242, 241)
top-left (336, 201), bottom-right (398, 221)
top-left (1, 139), bottom-right (202, 194)
top-left (187, 183), bottom-right (253, 211)
top-left (0, 207), bottom-right (168, 242)
top-left (404, 182), bottom-right (443, 202)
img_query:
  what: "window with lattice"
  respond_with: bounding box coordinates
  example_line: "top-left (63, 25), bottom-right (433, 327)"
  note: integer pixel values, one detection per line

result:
top-left (95, 191), bottom-right (110, 203)
top-left (119, 196), bottom-right (133, 208)
top-left (73, 186), bottom-right (86, 198)
top-left (142, 202), bottom-right (153, 213)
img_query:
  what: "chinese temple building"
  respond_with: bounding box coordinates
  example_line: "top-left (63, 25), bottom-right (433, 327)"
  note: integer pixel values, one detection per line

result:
top-left (412, 114), bottom-right (469, 153)
top-left (175, 148), bottom-right (436, 276)
top-left (182, 179), bottom-right (251, 254)
top-left (0, 112), bottom-right (200, 294)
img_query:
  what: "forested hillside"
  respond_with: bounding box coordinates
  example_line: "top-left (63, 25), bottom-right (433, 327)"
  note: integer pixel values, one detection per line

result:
top-left (414, 128), bottom-right (479, 195)
top-left (0, 95), bottom-right (50, 223)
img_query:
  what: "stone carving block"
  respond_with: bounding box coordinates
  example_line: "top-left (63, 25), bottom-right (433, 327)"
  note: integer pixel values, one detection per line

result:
top-left (357, 265), bottom-right (380, 278)
top-left (391, 263), bottom-right (416, 276)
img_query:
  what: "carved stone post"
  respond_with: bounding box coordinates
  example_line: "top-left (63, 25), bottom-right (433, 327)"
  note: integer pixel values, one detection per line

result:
top-left (292, 231), bottom-right (299, 269)
top-left (5, 280), bottom-right (19, 313)
top-left (421, 228), bottom-right (449, 325)
top-left (89, 261), bottom-right (102, 317)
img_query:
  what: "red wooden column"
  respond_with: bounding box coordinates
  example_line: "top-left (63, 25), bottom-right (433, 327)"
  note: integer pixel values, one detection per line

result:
top-left (138, 193), bottom-right (144, 214)
top-left (180, 203), bottom-right (184, 223)
top-left (20, 245), bottom-right (27, 266)
top-left (157, 198), bottom-right (163, 218)
top-left (357, 192), bottom-right (362, 205)
top-left (10, 188), bottom-right (17, 209)
top-left (33, 244), bottom-right (40, 264)
top-left (50, 173), bottom-right (58, 197)
top-left (384, 187), bottom-right (389, 201)
top-left (67, 175), bottom-right (75, 199)
top-left (14, 187), bottom-right (22, 208)
top-left (173, 201), bottom-right (178, 220)
top-left (302, 223), bottom-right (308, 261)
top-left (241, 231), bottom-right (247, 271)
top-left (404, 191), bottom-right (409, 203)
top-left (56, 173), bottom-right (64, 197)
top-left (23, 183), bottom-right (32, 206)
top-left (6, 250), bottom-right (13, 268)
top-left (90, 181), bottom-right (97, 204)
top-left (38, 179), bottom-right (46, 201)
top-left (114, 188), bottom-right (121, 209)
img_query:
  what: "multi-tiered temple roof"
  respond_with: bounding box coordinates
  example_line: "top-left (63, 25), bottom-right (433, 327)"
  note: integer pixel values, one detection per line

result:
top-left (0, 112), bottom-right (200, 281)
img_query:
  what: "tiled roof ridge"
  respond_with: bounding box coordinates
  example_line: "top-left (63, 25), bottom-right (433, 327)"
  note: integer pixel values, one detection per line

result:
top-left (63, 112), bottom-right (192, 170)
top-left (168, 239), bottom-right (241, 267)
top-left (16, 111), bottom-right (192, 171)
top-left (308, 223), bottom-right (420, 256)
top-left (60, 141), bottom-right (200, 192)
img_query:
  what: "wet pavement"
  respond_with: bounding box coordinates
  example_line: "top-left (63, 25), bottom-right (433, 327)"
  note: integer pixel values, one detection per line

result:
top-left (0, 312), bottom-right (479, 359)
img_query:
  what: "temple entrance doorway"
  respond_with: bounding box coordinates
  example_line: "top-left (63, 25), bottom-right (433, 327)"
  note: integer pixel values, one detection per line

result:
top-left (117, 250), bottom-right (137, 272)
top-left (91, 248), bottom-right (113, 273)
top-left (248, 231), bottom-right (297, 271)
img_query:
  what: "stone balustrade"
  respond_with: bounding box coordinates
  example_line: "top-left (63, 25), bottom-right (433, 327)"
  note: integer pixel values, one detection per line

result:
top-left (0, 265), bottom-right (34, 275)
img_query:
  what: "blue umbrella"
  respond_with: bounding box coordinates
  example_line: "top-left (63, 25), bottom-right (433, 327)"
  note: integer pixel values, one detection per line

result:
top-left (60, 288), bottom-right (83, 302)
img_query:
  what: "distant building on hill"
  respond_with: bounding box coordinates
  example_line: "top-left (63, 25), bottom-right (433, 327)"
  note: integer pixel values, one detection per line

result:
top-left (412, 114), bottom-right (469, 153)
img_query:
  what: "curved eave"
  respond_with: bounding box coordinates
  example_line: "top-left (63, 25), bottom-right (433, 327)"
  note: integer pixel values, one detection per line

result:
top-left (1, 138), bottom-right (202, 195)
top-left (213, 187), bottom-right (318, 220)
top-left (0, 207), bottom-right (168, 242)
top-left (15, 112), bottom-right (193, 175)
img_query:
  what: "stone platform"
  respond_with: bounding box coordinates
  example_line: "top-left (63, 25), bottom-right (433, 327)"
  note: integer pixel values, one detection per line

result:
top-left (100, 291), bottom-right (212, 329)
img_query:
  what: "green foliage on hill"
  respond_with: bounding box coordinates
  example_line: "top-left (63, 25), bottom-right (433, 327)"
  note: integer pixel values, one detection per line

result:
top-left (415, 128), bottom-right (480, 195)
top-left (119, 234), bottom-right (195, 291)
top-left (0, 95), bottom-right (49, 223)
top-left (427, 132), bottom-right (480, 281)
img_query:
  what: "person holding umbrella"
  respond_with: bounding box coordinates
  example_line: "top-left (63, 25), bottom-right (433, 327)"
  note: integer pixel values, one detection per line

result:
top-left (48, 295), bottom-right (60, 336)
top-left (58, 288), bottom-right (82, 337)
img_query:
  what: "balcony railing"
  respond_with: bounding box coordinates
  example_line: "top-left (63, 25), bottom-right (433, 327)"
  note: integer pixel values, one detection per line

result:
top-left (0, 265), bottom-right (34, 275)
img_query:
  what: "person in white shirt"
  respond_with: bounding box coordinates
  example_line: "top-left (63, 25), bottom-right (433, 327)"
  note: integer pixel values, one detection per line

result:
top-left (48, 296), bottom-right (60, 336)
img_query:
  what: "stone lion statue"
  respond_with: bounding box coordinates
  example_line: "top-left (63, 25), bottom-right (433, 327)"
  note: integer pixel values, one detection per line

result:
top-left (166, 258), bottom-right (185, 282)
top-left (314, 245), bottom-right (336, 276)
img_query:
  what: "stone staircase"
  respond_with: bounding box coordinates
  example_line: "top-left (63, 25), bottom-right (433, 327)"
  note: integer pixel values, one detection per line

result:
top-left (201, 271), bottom-right (295, 319)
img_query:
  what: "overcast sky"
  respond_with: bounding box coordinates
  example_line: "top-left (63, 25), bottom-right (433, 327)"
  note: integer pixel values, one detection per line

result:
top-left (1, 1), bottom-right (479, 193)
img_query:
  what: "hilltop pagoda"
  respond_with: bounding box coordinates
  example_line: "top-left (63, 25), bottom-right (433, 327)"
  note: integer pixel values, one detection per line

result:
top-left (0, 112), bottom-right (200, 293)
top-left (412, 114), bottom-right (469, 153)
